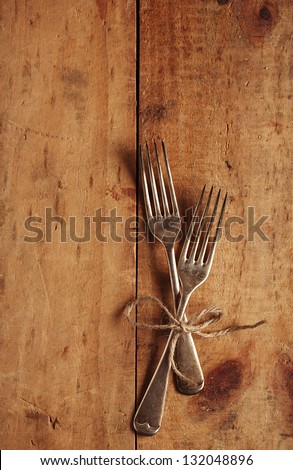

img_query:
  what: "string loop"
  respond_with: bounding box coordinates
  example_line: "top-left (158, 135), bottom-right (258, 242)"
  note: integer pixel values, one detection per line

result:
top-left (123, 295), bottom-right (266, 385)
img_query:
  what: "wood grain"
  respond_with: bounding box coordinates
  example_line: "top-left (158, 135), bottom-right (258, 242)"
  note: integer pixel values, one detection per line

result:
top-left (0, 0), bottom-right (136, 449)
top-left (1, 0), bottom-right (292, 451)
top-left (137, 0), bottom-right (293, 450)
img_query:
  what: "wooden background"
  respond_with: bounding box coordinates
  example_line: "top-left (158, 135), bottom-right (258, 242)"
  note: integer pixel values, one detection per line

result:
top-left (0, 0), bottom-right (292, 450)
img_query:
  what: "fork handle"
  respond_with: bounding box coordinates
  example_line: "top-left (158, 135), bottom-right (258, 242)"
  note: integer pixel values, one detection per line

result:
top-left (133, 333), bottom-right (173, 435)
top-left (134, 292), bottom-right (193, 435)
top-left (165, 248), bottom-right (204, 395)
top-left (175, 332), bottom-right (204, 394)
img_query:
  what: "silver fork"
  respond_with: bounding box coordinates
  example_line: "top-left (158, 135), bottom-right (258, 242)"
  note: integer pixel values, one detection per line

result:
top-left (139, 141), bottom-right (204, 394)
top-left (134, 184), bottom-right (227, 435)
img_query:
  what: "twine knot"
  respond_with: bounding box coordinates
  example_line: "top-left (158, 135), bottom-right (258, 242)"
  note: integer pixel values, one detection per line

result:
top-left (123, 295), bottom-right (266, 385)
top-left (178, 319), bottom-right (190, 334)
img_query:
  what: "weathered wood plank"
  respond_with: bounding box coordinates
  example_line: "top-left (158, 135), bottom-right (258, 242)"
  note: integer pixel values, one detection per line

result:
top-left (0, 0), bottom-right (136, 449)
top-left (137, 0), bottom-right (293, 450)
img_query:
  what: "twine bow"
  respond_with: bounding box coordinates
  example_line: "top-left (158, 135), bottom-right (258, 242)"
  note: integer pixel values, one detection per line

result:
top-left (124, 295), bottom-right (266, 385)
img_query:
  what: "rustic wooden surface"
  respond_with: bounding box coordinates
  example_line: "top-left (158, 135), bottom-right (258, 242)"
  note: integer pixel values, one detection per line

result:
top-left (0, 0), bottom-right (136, 449)
top-left (0, 0), bottom-right (292, 451)
top-left (137, 0), bottom-right (293, 450)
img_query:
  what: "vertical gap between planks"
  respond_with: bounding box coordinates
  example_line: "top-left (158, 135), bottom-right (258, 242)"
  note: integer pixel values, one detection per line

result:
top-left (134, 0), bottom-right (140, 450)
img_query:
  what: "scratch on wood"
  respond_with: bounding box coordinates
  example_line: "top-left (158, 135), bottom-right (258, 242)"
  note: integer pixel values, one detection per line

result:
top-left (50, 416), bottom-right (61, 430)
top-left (225, 160), bottom-right (232, 170)
top-left (224, 123), bottom-right (230, 156)
top-left (20, 397), bottom-right (61, 430)
top-left (34, 249), bottom-right (53, 326)
top-left (7, 120), bottom-right (69, 140)
top-left (20, 397), bottom-right (49, 417)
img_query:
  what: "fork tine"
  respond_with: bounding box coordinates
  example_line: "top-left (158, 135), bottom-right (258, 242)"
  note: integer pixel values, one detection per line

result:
top-left (215, 192), bottom-right (228, 242)
top-left (139, 145), bottom-right (153, 219)
top-left (145, 142), bottom-right (161, 216)
top-left (197, 188), bottom-right (221, 263)
top-left (189, 186), bottom-right (214, 262)
top-left (179, 185), bottom-right (206, 262)
top-left (206, 192), bottom-right (228, 265)
top-left (154, 140), bottom-right (170, 215)
top-left (162, 140), bottom-right (179, 216)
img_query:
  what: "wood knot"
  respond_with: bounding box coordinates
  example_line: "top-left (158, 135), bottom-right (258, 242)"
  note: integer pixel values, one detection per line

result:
top-left (259, 5), bottom-right (272, 21)
top-left (232, 0), bottom-right (279, 46)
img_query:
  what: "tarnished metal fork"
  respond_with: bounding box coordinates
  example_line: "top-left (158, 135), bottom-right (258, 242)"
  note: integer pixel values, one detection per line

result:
top-left (138, 140), bottom-right (204, 395)
top-left (134, 184), bottom-right (227, 435)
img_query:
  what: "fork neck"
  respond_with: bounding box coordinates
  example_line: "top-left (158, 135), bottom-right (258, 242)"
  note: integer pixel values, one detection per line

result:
top-left (176, 290), bottom-right (191, 322)
top-left (164, 246), bottom-right (180, 311)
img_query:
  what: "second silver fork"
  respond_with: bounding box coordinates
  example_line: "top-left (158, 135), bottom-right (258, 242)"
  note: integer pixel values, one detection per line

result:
top-left (134, 181), bottom-right (227, 435)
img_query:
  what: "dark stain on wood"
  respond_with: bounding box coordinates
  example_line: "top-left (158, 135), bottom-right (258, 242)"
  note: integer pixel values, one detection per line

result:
top-left (106, 185), bottom-right (135, 201)
top-left (0, 276), bottom-right (5, 295)
top-left (96, 0), bottom-right (107, 22)
top-left (3, 170), bottom-right (8, 190)
top-left (29, 12), bottom-right (41, 28)
top-left (89, 175), bottom-right (94, 188)
top-left (140, 104), bottom-right (167, 123)
top-left (195, 359), bottom-right (244, 414)
top-left (275, 353), bottom-right (293, 426)
top-left (221, 410), bottom-right (238, 430)
top-left (61, 67), bottom-right (88, 88)
top-left (51, 92), bottom-right (56, 108)
top-left (0, 113), bottom-right (3, 135)
top-left (140, 98), bottom-right (177, 125)
top-left (121, 187), bottom-right (136, 199)
top-left (12, 222), bottom-right (17, 240)
top-left (217, 0), bottom-right (230, 5)
top-left (63, 90), bottom-right (86, 121)
top-left (205, 360), bottom-right (243, 401)
top-left (22, 61), bottom-right (31, 78)
top-left (106, 185), bottom-right (120, 201)
top-left (282, 355), bottom-right (293, 413)
top-left (286, 369), bottom-right (293, 403)
top-left (63, 90), bottom-right (81, 102)
top-left (271, 120), bottom-right (283, 135)
top-left (25, 410), bottom-right (43, 420)
top-left (43, 143), bottom-right (48, 172)
top-left (82, 331), bottom-right (87, 345)
top-left (0, 201), bottom-right (6, 226)
top-left (14, 0), bottom-right (18, 21)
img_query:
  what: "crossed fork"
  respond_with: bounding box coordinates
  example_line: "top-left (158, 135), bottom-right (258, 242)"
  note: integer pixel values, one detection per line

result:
top-left (134, 140), bottom-right (227, 435)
